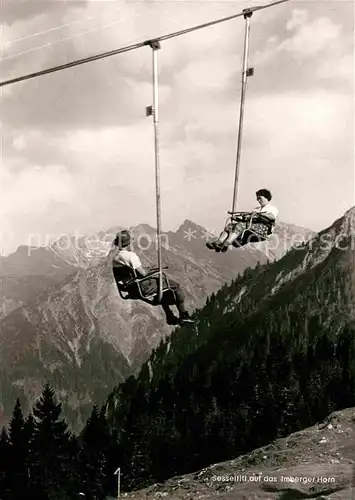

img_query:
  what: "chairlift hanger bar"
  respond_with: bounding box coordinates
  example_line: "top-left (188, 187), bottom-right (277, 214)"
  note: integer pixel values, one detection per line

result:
top-left (147, 40), bottom-right (164, 304)
top-left (231, 8), bottom-right (253, 215)
top-left (0, 0), bottom-right (290, 88)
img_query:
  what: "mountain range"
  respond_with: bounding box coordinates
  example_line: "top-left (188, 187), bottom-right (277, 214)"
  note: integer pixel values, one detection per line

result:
top-left (0, 217), bottom-right (315, 430)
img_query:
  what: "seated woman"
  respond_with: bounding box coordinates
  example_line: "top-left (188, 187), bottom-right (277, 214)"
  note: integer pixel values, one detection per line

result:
top-left (108, 230), bottom-right (196, 326)
top-left (206, 189), bottom-right (278, 253)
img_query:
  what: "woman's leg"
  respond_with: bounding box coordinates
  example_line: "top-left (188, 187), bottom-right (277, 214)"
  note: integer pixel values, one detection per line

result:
top-left (165, 280), bottom-right (196, 323)
top-left (206, 223), bottom-right (235, 250)
top-left (211, 222), bottom-right (246, 252)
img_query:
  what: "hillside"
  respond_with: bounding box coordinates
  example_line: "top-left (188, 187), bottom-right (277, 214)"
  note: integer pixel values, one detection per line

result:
top-left (122, 407), bottom-right (355, 499)
top-left (103, 207), bottom-right (355, 491)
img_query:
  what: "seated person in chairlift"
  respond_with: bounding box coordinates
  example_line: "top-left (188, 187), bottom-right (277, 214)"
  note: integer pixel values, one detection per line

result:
top-left (108, 230), bottom-right (196, 326)
top-left (206, 189), bottom-right (279, 253)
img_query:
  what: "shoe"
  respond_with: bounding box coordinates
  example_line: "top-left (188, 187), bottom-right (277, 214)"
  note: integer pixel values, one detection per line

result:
top-left (221, 244), bottom-right (229, 253)
top-left (206, 241), bottom-right (217, 250)
top-left (166, 315), bottom-right (179, 326)
top-left (179, 312), bottom-right (198, 324)
top-left (232, 239), bottom-right (242, 248)
top-left (206, 240), bottom-right (225, 252)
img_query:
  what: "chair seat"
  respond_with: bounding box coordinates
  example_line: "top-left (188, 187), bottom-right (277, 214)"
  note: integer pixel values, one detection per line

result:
top-left (113, 264), bottom-right (174, 305)
top-left (225, 211), bottom-right (275, 246)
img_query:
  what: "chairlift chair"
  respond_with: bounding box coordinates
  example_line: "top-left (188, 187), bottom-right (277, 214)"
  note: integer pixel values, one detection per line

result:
top-left (226, 211), bottom-right (275, 246)
top-left (114, 264), bottom-right (175, 306)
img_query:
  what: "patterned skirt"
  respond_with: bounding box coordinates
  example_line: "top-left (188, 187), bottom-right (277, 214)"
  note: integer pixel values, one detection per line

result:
top-left (226, 221), bottom-right (271, 239)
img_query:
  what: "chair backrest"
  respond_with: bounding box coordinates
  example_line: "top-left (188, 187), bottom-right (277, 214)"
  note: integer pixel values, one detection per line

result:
top-left (248, 213), bottom-right (275, 234)
top-left (113, 263), bottom-right (136, 283)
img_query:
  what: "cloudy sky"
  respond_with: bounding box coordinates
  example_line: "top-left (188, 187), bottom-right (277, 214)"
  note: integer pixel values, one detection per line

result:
top-left (0, 0), bottom-right (354, 255)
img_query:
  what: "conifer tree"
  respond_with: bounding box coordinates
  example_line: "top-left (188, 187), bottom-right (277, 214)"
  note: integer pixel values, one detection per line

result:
top-left (0, 427), bottom-right (10, 499)
top-left (7, 399), bottom-right (30, 498)
top-left (31, 383), bottom-right (77, 499)
top-left (23, 413), bottom-right (36, 495)
top-left (119, 411), bottom-right (153, 490)
top-left (78, 405), bottom-right (109, 499)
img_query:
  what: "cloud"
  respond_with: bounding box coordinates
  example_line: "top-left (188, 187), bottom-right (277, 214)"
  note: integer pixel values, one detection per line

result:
top-left (175, 54), bottom-right (241, 93)
top-left (0, 1), bottom-right (246, 130)
top-left (1, 0), bottom-right (87, 25)
top-left (318, 52), bottom-right (354, 82)
top-left (251, 9), bottom-right (353, 97)
top-left (0, 155), bottom-right (76, 252)
top-left (0, 0), bottom-right (353, 254)
top-left (1, 161), bottom-right (74, 216)
top-left (285, 8), bottom-right (308, 30)
top-left (244, 90), bottom-right (352, 148)
top-left (160, 86), bottom-right (353, 233)
top-left (281, 12), bottom-right (342, 57)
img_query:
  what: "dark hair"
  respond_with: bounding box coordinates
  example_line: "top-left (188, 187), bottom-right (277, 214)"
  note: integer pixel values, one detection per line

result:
top-left (256, 189), bottom-right (272, 201)
top-left (113, 230), bottom-right (131, 248)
